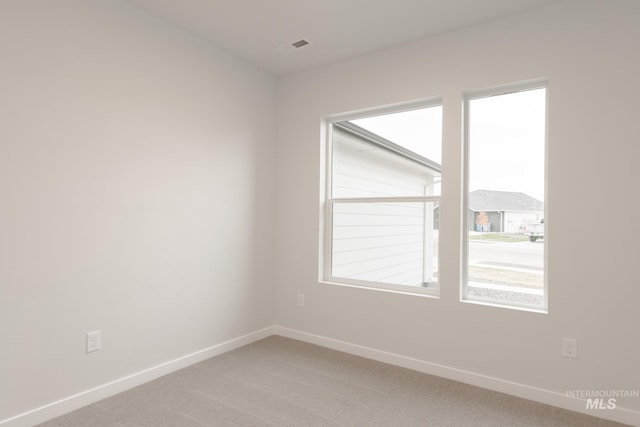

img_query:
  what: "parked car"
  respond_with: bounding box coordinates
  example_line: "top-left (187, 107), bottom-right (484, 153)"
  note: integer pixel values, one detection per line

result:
top-left (525, 221), bottom-right (544, 242)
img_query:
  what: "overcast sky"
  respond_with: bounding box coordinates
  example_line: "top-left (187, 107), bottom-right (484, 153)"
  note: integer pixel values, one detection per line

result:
top-left (469, 88), bottom-right (546, 202)
top-left (351, 105), bottom-right (443, 164)
top-left (350, 88), bottom-right (546, 202)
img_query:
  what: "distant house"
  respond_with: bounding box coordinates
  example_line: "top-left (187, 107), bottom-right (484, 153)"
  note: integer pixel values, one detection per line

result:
top-left (466, 189), bottom-right (544, 233)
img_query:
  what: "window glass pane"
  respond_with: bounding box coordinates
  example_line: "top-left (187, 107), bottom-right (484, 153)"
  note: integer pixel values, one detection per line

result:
top-left (351, 106), bottom-right (442, 163)
top-left (331, 201), bottom-right (438, 288)
top-left (466, 88), bottom-right (546, 308)
top-left (332, 129), bottom-right (437, 198)
top-left (332, 106), bottom-right (442, 199)
top-left (326, 102), bottom-right (442, 294)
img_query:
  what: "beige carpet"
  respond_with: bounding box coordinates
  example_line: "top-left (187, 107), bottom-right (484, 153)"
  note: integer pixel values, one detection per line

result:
top-left (39, 336), bottom-right (630, 426)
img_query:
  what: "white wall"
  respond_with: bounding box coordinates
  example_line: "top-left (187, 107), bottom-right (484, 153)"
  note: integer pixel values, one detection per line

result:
top-left (0, 0), bottom-right (276, 422)
top-left (276, 0), bottom-right (640, 418)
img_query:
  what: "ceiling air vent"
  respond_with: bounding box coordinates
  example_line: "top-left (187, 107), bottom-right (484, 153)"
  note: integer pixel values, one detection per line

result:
top-left (275, 39), bottom-right (312, 55)
top-left (291, 39), bottom-right (309, 48)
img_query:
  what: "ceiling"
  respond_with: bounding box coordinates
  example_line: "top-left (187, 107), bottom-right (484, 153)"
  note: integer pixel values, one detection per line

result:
top-left (127, 0), bottom-right (563, 76)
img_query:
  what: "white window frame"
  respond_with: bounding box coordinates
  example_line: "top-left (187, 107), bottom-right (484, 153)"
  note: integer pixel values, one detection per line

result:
top-left (461, 79), bottom-right (548, 312)
top-left (320, 99), bottom-right (442, 297)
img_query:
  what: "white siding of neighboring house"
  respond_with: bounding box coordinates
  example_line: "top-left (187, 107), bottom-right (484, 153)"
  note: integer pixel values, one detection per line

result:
top-left (504, 211), bottom-right (544, 234)
top-left (330, 128), bottom-right (438, 286)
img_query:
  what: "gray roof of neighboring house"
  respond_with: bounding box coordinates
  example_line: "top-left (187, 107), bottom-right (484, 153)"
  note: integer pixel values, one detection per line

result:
top-left (469, 189), bottom-right (544, 212)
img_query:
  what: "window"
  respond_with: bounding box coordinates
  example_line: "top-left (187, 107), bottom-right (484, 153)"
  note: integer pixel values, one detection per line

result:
top-left (323, 102), bottom-right (443, 295)
top-left (463, 82), bottom-right (547, 310)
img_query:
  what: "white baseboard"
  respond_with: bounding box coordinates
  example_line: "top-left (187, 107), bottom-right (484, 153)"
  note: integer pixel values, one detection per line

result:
top-left (273, 326), bottom-right (640, 427)
top-left (0, 327), bottom-right (274, 427)
top-left (4, 325), bottom-right (638, 427)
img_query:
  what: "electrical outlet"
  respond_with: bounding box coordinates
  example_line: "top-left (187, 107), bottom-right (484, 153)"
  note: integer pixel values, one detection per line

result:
top-left (563, 337), bottom-right (577, 359)
top-left (87, 330), bottom-right (101, 353)
top-left (297, 294), bottom-right (305, 307)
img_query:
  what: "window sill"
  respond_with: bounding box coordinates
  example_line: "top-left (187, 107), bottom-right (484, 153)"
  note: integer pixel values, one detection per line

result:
top-left (320, 278), bottom-right (440, 299)
top-left (460, 297), bottom-right (547, 314)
